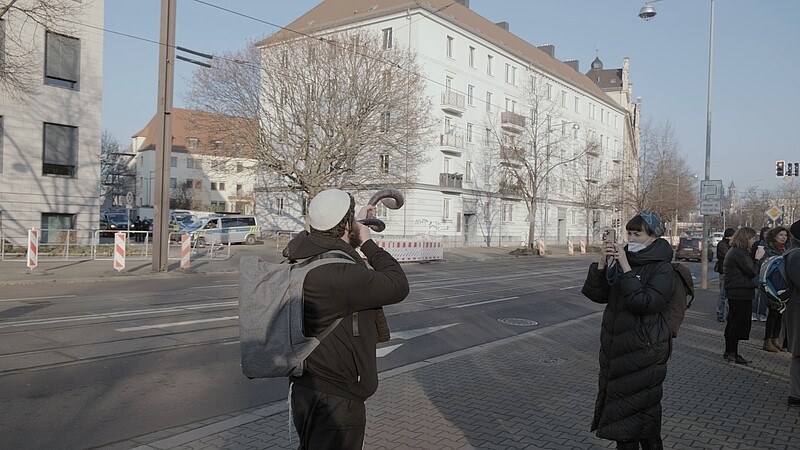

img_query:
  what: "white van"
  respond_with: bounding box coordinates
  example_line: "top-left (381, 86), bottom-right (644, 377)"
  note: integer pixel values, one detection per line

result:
top-left (187, 215), bottom-right (262, 247)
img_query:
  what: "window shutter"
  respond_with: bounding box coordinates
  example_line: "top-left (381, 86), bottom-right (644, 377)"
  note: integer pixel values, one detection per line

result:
top-left (46, 32), bottom-right (80, 83)
top-left (44, 123), bottom-right (77, 165)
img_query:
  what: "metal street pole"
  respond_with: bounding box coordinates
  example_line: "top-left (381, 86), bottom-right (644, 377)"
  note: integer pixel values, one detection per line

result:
top-left (152, 0), bottom-right (176, 273)
top-left (700, 0), bottom-right (715, 289)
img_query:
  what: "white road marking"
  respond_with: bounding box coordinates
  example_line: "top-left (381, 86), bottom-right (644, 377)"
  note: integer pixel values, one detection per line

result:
top-left (189, 284), bottom-right (238, 289)
top-left (450, 296), bottom-right (519, 309)
top-left (376, 344), bottom-right (403, 357)
top-left (559, 285), bottom-right (584, 291)
top-left (390, 323), bottom-right (458, 340)
top-left (0, 295), bottom-right (77, 303)
top-left (116, 316), bottom-right (239, 332)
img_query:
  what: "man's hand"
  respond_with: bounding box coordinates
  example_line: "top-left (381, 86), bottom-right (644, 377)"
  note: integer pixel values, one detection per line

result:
top-left (354, 205), bottom-right (375, 243)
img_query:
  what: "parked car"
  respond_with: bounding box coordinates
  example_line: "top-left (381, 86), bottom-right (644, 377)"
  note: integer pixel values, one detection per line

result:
top-left (186, 215), bottom-right (262, 247)
top-left (675, 236), bottom-right (712, 262)
top-left (709, 231), bottom-right (724, 248)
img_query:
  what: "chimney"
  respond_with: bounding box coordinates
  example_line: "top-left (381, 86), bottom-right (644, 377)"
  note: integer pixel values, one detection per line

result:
top-left (455, 0), bottom-right (469, 8)
top-left (564, 59), bottom-right (580, 72)
top-left (537, 45), bottom-right (555, 58)
top-left (495, 21), bottom-right (509, 31)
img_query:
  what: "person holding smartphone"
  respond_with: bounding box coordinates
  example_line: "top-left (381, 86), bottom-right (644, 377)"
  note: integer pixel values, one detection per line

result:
top-left (581, 211), bottom-right (674, 450)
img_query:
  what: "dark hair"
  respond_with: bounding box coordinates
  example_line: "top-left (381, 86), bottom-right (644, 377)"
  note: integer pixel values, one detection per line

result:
top-left (766, 226), bottom-right (789, 243)
top-left (625, 214), bottom-right (653, 236)
top-left (759, 226), bottom-right (770, 239)
top-left (731, 227), bottom-right (756, 249)
top-left (310, 195), bottom-right (355, 238)
top-left (723, 228), bottom-right (735, 238)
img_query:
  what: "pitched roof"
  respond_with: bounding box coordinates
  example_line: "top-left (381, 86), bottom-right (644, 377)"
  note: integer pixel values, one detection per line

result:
top-left (261, 0), bottom-right (621, 110)
top-left (132, 108), bottom-right (257, 157)
top-left (585, 67), bottom-right (624, 92)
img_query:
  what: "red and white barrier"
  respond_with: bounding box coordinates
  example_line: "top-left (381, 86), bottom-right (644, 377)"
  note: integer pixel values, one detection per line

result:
top-left (374, 239), bottom-right (444, 262)
top-left (567, 238), bottom-right (574, 255)
top-left (114, 233), bottom-right (126, 272)
top-left (537, 238), bottom-right (546, 256)
top-left (580, 239), bottom-right (587, 255)
top-left (27, 228), bottom-right (39, 270)
top-left (180, 235), bottom-right (191, 269)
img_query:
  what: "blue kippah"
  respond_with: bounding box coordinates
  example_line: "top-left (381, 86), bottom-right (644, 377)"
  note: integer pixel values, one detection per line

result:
top-left (638, 210), bottom-right (665, 237)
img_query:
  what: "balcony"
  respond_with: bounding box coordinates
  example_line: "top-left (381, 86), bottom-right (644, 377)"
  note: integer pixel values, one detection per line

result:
top-left (499, 145), bottom-right (524, 166)
top-left (612, 152), bottom-right (622, 163)
top-left (498, 180), bottom-right (525, 197)
top-left (439, 133), bottom-right (465, 156)
top-left (500, 111), bottom-right (526, 133)
top-left (586, 143), bottom-right (601, 157)
top-left (441, 90), bottom-right (466, 114)
top-left (439, 172), bottom-right (463, 191)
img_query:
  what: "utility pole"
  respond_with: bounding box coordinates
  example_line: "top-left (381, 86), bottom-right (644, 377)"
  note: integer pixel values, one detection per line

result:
top-left (152, 0), bottom-right (176, 272)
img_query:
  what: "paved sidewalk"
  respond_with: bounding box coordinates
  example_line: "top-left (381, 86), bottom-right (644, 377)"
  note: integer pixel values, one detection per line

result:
top-left (115, 286), bottom-right (798, 450)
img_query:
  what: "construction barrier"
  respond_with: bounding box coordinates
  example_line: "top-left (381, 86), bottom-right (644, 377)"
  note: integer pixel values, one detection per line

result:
top-left (114, 233), bottom-right (126, 272)
top-left (537, 238), bottom-right (546, 256)
top-left (374, 238), bottom-right (444, 262)
top-left (27, 228), bottom-right (38, 270)
top-left (580, 239), bottom-right (587, 254)
top-left (180, 235), bottom-right (191, 269)
top-left (567, 238), bottom-right (574, 255)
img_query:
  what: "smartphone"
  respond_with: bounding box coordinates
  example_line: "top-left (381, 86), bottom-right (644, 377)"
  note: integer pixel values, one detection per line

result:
top-left (603, 228), bottom-right (616, 243)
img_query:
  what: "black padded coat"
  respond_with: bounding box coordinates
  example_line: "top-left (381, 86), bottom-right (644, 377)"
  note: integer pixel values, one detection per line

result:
top-left (581, 238), bottom-right (674, 442)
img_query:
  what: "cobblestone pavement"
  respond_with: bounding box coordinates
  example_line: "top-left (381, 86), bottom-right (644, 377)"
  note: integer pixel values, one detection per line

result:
top-left (120, 286), bottom-right (799, 450)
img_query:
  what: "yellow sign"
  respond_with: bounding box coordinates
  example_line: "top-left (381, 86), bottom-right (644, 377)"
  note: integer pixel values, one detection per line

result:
top-left (765, 206), bottom-right (783, 221)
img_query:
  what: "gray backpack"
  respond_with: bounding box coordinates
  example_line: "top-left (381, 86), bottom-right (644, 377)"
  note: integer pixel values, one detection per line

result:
top-left (239, 251), bottom-right (355, 378)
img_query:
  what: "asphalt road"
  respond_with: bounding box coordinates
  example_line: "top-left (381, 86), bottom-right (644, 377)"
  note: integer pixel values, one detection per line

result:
top-left (0, 256), bottom-right (715, 449)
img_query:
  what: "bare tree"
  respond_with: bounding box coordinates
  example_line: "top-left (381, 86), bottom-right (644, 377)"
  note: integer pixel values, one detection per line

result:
top-left (0, 0), bottom-right (84, 98)
top-left (186, 30), bottom-right (435, 199)
top-left (773, 180), bottom-right (800, 226)
top-left (635, 119), bottom-right (698, 236)
top-left (735, 187), bottom-right (772, 229)
top-left (485, 74), bottom-right (587, 249)
top-left (100, 130), bottom-right (135, 210)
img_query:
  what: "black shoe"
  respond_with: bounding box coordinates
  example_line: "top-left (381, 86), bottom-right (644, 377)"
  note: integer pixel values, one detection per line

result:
top-left (723, 352), bottom-right (731, 361)
top-left (734, 354), bottom-right (749, 365)
top-left (789, 397), bottom-right (800, 407)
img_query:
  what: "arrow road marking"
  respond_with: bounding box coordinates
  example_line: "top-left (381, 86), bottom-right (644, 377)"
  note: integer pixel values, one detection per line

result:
top-left (377, 323), bottom-right (459, 357)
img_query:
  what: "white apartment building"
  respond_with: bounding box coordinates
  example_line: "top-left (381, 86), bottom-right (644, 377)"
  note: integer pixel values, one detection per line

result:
top-left (0, 0), bottom-right (105, 244)
top-left (129, 109), bottom-right (259, 216)
top-left (261, 0), bottom-right (637, 246)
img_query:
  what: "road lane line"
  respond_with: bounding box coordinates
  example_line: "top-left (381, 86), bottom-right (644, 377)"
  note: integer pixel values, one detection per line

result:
top-left (559, 285), bottom-right (584, 290)
top-left (116, 316), bottom-right (239, 332)
top-left (0, 295), bottom-right (77, 303)
top-left (450, 296), bottom-right (519, 308)
top-left (189, 284), bottom-right (238, 289)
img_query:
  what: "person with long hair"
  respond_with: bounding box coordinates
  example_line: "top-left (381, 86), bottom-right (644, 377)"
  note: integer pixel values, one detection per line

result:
top-left (581, 211), bottom-right (673, 450)
top-left (761, 226), bottom-right (790, 352)
top-left (723, 227), bottom-right (765, 364)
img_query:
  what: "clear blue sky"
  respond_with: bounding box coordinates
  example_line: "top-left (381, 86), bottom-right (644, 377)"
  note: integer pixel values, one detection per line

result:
top-left (103, 0), bottom-right (800, 193)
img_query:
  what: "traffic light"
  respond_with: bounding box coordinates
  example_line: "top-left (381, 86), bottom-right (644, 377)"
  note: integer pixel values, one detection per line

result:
top-left (776, 160), bottom-right (785, 177)
top-left (794, 162), bottom-right (800, 177)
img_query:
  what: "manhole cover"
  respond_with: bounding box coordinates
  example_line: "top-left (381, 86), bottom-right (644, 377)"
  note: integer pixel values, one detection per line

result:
top-left (497, 318), bottom-right (538, 327)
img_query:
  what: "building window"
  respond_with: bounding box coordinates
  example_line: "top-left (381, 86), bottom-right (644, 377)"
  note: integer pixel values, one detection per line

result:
top-left (505, 98), bottom-right (516, 113)
top-left (485, 92), bottom-right (492, 112)
top-left (380, 111), bottom-right (390, 132)
top-left (465, 160), bottom-right (473, 182)
top-left (45, 32), bottom-right (80, 89)
top-left (376, 202), bottom-right (388, 218)
top-left (443, 156), bottom-right (451, 174)
top-left (446, 36), bottom-right (454, 58)
top-left (467, 85), bottom-right (474, 106)
top-left (211, 201), bottom-right (226, 212)
top-left (466, 123), bottom-right (473, 143)
top-left (237, 162), bottom-right (244, 173)
top-left (503, 203), bottom-right (513, 222)
top-left (379, 154), bottom-right (389, 173)
top-left (211, 182), bottom-right (218, 191)
top-left (187, 138), bottom-right (199, 149)
top-left (485, 128), bottom-right (492, 146)
top-left (443, 198), bottom-right (451, 220)
top-left (445, 76), bottom-right (453, 91)
top-left (43, 122), bottom-right (78, 177)
top-left (187, 158), bottom-right (194, 169)
top-left (546, 84), bottom-right (552, 100)
top-left (574, 97), bottom-right (580, 113)
top-left (382, 28), bottom-right (393, 49)
top-left (41, 213), bottom-right (75, 243)
top-left (219, 182), bottom-right (226, 191)
top-left (487, 54), bottom-right (493, 75)
top-left (277, 197), bottom-right (284, 215)
top-left (468, 46), bottom-right (475, 67)
top-left (0, 19), bottom-right (5, 70)
top-left (170, 178), bottom-right (177, 189)
top-left (505, 64), bottom-right (516, 85)
top-left (0, 116), bottom-right (3, 173)
top-left (301, 195), bottom-right (309, 216)
top-left (561, 90), bottom-right (567, 107)
top-left (236, 184), bottom-right (243, 194)
top-left (169, 156), bottom-right (177, 167)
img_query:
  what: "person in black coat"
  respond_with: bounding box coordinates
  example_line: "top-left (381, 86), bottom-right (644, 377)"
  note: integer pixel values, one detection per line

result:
top-left (582, 211), bottom-right (673, 450)
top-left (723, 227), bottom-right (764, 364)
top-left (714, 228), bottom-right (735, 322)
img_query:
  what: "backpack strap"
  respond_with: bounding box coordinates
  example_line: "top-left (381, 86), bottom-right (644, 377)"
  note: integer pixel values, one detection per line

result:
top-left (293, 250), bottom-right (357, 340)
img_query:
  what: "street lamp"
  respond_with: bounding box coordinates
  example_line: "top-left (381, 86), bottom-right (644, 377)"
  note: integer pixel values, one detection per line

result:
top-left (640, 0), bottom-right (715, 289)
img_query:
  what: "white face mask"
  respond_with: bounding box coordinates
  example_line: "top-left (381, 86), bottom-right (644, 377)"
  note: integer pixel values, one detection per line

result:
top-left (627, 242), bottom-right (648, 253)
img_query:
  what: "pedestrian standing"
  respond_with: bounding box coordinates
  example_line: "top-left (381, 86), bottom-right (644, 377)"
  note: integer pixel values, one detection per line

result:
top-left (751, 227), bottom-right (771, 321)
top-left (284, 189), bottom-right (409, 449)
top-left (714, 228), bottom-right (735, 322)
top-left (760, 226), bottom-right (790, 352)
top-left (581, 211), bottom-right (673, 450)
top-left (783, 220), bottom-right (800, 407)
top-left (723, 227), bottom-right (765, 364)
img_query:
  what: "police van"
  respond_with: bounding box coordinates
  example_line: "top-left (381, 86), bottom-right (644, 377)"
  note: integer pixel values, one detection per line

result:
top-left (187, 215), bottom-right (262, 247)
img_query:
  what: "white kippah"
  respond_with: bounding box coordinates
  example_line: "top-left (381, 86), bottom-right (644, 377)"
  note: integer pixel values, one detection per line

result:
top-left (308, 189), bottom-right (351, 231)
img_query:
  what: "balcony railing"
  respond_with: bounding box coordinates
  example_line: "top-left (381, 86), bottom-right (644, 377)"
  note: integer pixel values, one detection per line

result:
top-left (441, 90), bottom-right (466, 114)
top-left (500, 111), bottom-right (526, 132)
top-left (498, 180), bottom-right (525, 196)
top-left (586, 143), bottom-right (601, 157)
top-left (499, 145), bottom-right (524, 163)
top-left (439, 172), bottom-right (463, 190)
top-left (440, 133), bottom-right (465, 153)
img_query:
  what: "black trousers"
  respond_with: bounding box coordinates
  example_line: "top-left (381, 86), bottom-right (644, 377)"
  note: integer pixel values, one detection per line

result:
top-left (765, 309), bottom-right (783, 339)
top-left (617, 436), bottom-right (663, 450)
top-left (291, 383), bottom-right (366, 450)
top-left (725, 298), bottom-right (752, 354)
